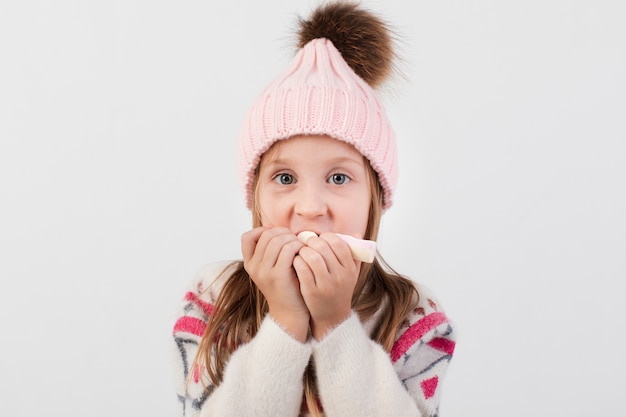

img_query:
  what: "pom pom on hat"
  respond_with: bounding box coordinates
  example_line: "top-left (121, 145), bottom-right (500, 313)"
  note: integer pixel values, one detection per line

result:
top-left (237, 1), bottom-right (399, 210)
top-left (297, 2), bottom-right (395, 88)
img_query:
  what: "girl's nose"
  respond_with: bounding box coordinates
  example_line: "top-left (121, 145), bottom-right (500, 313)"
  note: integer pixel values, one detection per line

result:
top-left (294, 184), bottom-right (327, 218)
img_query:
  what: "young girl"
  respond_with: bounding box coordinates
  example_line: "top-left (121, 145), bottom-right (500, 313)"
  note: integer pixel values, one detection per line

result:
top-left (172, 3), bottom-right (455, 416)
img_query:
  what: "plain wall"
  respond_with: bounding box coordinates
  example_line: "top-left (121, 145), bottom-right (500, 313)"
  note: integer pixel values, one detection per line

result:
top-left (1, 0), bottom-right (625, 415)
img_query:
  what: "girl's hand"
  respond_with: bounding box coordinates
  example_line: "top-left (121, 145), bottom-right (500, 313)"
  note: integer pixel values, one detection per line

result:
top-left (241, 227), bottom-right (309, 342)
top-left (293, 232), bottom-right (360, 340)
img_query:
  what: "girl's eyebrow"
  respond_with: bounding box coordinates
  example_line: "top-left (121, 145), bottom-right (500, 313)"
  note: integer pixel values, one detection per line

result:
top-left (265, 156), bottom-right (363, 168)
top-left (326, 156), bottom-right (363, 167)
top-left (262, 158), bottom-right (290, 167)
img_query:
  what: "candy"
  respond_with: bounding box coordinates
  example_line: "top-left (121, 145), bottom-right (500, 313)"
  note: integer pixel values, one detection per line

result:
top-left (297, 231), bottom-right (377, 263)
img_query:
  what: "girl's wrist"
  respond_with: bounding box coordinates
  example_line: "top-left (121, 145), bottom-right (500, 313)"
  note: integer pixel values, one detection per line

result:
top-left (310, 312), bottom-right (351, 341)
top-left (269, 310), bottom-right (310, 343)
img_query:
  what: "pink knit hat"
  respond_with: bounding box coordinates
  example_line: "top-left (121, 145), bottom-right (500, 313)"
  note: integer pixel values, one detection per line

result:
top-left (237, 7), bottom-right (398, 210)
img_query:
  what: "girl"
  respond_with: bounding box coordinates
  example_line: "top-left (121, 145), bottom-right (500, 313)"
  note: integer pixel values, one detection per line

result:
top-left (172, 2), bottom-right (455, 416)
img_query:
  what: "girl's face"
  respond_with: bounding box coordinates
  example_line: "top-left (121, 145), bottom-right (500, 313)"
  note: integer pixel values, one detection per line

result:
top-left (256, 135), bottom-right (372, 238)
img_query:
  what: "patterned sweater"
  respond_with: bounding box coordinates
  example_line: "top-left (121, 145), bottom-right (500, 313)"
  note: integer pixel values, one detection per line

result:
top-left (172, 261), bottom-right (455, 417)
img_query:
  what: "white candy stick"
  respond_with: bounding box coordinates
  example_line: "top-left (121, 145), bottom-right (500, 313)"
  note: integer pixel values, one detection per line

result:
top-left (297, 231), bottom-right (377, 263)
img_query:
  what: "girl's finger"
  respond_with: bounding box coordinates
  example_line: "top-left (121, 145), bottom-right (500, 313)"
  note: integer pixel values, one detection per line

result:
top-left (318, 233), bottom-right (354, 269)
top-left (241, 227), bottom-right (270, 262)
top-left (293, 254), bottom-right (315, 286)
top-left (275, 238), bottom-right (305, 269)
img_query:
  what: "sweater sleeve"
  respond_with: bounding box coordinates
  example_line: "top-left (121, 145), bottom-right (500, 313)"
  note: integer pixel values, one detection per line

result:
top-left (172, 263), bottom-right (226, 417)
top-left (312, 284), bottom-right (455, 417)
top-left (203, 316), bottom-right (312, 417)
top-left (390, 287), bottom-right (455, 417)
top-left (172, 261), bottom-right (312, 417)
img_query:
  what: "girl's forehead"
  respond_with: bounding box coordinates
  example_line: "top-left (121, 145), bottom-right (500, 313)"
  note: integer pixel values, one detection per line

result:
top-left (262, 134), bottom-right (363, 164)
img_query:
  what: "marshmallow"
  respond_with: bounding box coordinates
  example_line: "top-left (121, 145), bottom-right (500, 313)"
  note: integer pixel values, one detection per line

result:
top-left (297, 231), bottom-right (377, 263)
top-left (297, 231), bottom-right (318, 243)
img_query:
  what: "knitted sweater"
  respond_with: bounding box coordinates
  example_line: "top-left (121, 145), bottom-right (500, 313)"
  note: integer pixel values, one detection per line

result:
top-left (172, 261), bottom-right (455, 417)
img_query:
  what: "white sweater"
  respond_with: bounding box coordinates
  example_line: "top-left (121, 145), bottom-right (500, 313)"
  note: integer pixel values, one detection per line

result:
top-left (172, 261), bottom-right (455, 417)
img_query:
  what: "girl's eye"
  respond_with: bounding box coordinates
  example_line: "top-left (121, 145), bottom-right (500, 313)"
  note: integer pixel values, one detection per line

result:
top-left (274, 173), bottom-right (295, 185)
top-left (329, 173), bottom-right (350, 185)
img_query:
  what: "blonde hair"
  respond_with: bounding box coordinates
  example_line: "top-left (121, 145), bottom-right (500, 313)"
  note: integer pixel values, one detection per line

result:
top-left (192, 154), bottom-right (418, 416)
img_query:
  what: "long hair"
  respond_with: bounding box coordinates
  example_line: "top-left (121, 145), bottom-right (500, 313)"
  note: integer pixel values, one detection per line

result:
top-left (192, 156), bottom-right (418, 416)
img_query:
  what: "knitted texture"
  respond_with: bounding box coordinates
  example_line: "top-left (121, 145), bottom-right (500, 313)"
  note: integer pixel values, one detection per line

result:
top-left (237, 38), bottom-right (398, 210)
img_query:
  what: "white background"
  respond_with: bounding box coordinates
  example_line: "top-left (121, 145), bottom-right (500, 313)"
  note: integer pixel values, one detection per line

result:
top-left (1, 1), bottom-right (625, 416)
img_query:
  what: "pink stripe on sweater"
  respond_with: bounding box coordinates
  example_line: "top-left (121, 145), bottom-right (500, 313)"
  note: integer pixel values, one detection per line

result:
top-left (184, 291), bottom-right (214, 316)
top-left (427, 337), bottom-right (456, 355)
top-left (173, 316), bottom-right (206, 337)
top-left (390, 312), bottom-right (448, 362)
